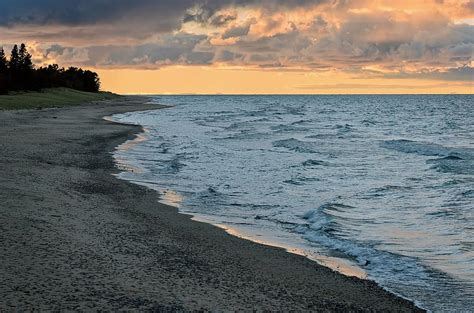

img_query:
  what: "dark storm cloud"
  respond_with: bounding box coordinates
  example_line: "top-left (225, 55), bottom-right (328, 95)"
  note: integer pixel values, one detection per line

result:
top-left (0, 0), bottom-right (194, 31)
top-left (0, 0), bottom-right (326, 27)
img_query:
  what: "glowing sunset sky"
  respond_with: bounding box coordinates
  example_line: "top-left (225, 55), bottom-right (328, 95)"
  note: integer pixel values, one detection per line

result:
top-left (1, 0), bottom-right (472, 94)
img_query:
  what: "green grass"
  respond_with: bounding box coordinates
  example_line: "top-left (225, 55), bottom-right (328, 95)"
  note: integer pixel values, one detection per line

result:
top-left (0, 88), bottom-right (119, 110)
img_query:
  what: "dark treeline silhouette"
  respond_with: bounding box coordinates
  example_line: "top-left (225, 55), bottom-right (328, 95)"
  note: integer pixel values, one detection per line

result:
top-left (0, 43), bottom-right (100, 95)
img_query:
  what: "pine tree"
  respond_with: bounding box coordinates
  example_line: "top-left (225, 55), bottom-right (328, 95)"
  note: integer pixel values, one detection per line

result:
top-left (0, 47), bottom-right (8, 73)
top-left (9, 45), bottom-right (23, 90)
top-left (0, 47), bottom-right (8, 94)
top-left (18, 43), bottom-right (34, 90)
top-left (19, 43), bottom-right (33, 71)
top-left (9, 45), bottom-right (20, 72)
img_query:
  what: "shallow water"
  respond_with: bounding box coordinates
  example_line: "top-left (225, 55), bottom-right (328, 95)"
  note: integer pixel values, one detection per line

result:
top-left (112, 95), bottom-right (473, 311)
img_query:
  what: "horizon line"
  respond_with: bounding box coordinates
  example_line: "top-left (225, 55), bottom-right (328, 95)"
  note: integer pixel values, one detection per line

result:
top-left (120, 93), bottom-right (473, 96)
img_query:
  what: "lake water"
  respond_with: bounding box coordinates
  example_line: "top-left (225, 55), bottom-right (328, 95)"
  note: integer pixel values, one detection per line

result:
top-left (111, 95), bottom-right (473, 311)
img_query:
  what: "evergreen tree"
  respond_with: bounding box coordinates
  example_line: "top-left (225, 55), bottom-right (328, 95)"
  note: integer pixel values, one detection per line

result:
top-left (9, 45), bottom-right (20, 72)
top-left (9, 45), bottom-right (21, 90)
top-left (0, 47), bottom-right (8, 94)
top-left (18, 43), bottom-right (34, 89)
top-left (19, 43), bottom-right (33, 71)
top-left (0, 48), bottom-right (7, 73)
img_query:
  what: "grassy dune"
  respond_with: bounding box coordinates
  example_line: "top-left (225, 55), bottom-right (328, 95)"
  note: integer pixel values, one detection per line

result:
top-left (0, 88), bottom-right (119, 110)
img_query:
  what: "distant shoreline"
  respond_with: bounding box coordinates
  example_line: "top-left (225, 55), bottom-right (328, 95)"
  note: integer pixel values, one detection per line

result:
top-left (0, 96), bottom-right (423, 311)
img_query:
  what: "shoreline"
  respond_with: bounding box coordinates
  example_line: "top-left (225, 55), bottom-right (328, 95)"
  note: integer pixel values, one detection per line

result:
top-left (0, 96), bottom-right (423, 311)
top-left (109, 104), bottom-right (425, 310)
top-left (108, 110), bottom-right (368, 279)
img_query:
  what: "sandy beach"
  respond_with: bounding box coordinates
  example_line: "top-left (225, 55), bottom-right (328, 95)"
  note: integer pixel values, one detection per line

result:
top-left (0, 96), bottom-right (423, 311)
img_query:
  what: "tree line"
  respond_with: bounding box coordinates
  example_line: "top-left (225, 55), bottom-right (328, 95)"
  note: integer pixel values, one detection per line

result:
top-left (0, 43), bottom-right (100, 95)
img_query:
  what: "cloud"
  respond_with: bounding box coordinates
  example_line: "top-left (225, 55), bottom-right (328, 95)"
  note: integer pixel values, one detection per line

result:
top-left (222, 24), bottom-right (252, 39)
top-left (0, 0), bottom-right (190, 27)
top-left (0, 0), bottom-right (324, 27)
top-left (210, 13), bottom-right (238, 26)
top-left (86, 33), bottom-right (211, 67)
top-left (296, 82), bottom-right (470, 90)
top-left (0, 0), bottom-right (472, 83)
top-left (215, 50), bottom-right (244, 62)
top-left (385, 66), bottom-right (474, 82)
top-left (30, 33), bottom-right (210, 68)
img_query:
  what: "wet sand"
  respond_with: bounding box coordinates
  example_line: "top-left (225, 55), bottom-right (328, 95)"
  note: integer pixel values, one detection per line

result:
top-left (0, 96), bottom-right (423, 311)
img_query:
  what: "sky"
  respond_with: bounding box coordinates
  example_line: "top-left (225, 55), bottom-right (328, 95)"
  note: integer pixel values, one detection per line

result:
top-left (0, 0), bottom-right (473, 94)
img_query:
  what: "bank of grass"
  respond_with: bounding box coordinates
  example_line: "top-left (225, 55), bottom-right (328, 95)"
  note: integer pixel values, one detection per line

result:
top-left (0, 88), bottom-right (119, 110)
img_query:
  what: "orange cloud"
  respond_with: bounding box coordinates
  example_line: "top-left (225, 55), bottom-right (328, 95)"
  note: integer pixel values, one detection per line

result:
top-left (0, 0), bottom-right (472, 93)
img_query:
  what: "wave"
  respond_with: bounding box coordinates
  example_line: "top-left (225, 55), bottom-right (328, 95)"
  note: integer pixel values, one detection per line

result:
top-left (361, 119), bottom-right (377, 126)
top-left (151, 157), bottom-right (186, 174)
top-left (291, 119), bottom-right (313, 125)
top-left (381, 139), bottom-right (474, 175)
top-left (216, 129), bottom-right (269, 141)
top-left (225, 121), bottom-right (254, 130)
top-left (427, 156), bottom-right (474, 175)
top-left (283, 176), bottom-right (320, 185)
top-left (459, 189), bottom-right (474, 198)
top-left (188, 186), bottom-right (229, 208)
top-left (437, 155), bottom-right (464, 161)
top-left (380, 139), bottom-right (472, 157)
top-left (273, 138), bottom-right (318, 153)
top-left (305, 133), bottom-right (335, 140)
top-left (299, 203), bottom-right (433, 286)
top-left (270, 124), bottom-right (310, 133)
top-left (283, 179), bottom-right (306, 186)
top-left (203, 186), bottom-right (220, 196)
top-left (254, 214), bottom-right (303, 228)
top-left (335, 124), bottom-right (353, 134)
top-left (224, 118), bottom-right (270, 130)
top-left (368, 185), bottom-right (413, 195)
top-left (302, 159), bottom-right (330, 167)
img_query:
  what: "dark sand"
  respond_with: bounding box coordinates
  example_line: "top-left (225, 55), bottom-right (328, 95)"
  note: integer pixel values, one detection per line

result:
top-left (0, 96), bottom-right (423, 311)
